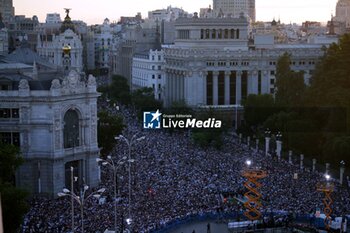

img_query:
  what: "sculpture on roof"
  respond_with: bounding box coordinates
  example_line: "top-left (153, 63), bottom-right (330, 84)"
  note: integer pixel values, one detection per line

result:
top-left (19, 79), bottom-right (29, 90)
top-left (50, 79), bottom-right (61, 90)
top-left (60, 8), bottom-right (75, 33)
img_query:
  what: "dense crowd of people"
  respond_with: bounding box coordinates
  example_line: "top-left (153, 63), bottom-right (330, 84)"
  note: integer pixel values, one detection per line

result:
top-left (21, 100), bottom-right (350, 233)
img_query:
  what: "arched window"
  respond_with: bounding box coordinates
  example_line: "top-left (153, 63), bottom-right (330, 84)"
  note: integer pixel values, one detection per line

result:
top-left (218, 29), bottom-right (222, 39)
top-left (212, 29), bottom-right (216, 39)
top-left (231, 29), bottom-right (235, 39)
top-left (224, 29), bottom-right (229, 39)
top-left (205, 29), bottom-right (210, 39)
top-left (63, 109), bottom-right (80, 148)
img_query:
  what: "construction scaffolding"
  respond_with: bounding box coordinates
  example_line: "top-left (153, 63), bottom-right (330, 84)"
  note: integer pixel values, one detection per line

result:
top-left (317, 182), bottom-right (334, 231)
top-left (242, 169), bottom-right (267, 221)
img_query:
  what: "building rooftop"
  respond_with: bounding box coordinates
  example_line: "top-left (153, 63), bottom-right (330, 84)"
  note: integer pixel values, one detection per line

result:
top-left (5, 46), bottom-right (56, 69)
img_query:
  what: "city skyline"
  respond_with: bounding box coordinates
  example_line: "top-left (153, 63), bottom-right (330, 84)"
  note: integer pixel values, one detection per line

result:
top-left (13, 0), bottom-right (337, 25)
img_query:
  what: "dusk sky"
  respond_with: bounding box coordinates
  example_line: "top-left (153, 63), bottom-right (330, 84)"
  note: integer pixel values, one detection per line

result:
top-left (13, 0), bottom-right (337, 25)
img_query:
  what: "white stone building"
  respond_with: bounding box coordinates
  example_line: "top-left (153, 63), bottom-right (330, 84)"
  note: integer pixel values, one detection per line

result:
top-left (94, 18), bottom-right (114, 70)
top-left (148, 6), bottom-right (190, 22)
top-left (45, 13), bottom-right (62, 24)
top-left (37, 10), bottom-right (83, 71)
top-left (163, 16), bottom-right (331, 107)
top-left (37, 29), bottom-right (83, 71)
top-left (0, 69), bottom-right (100, 196)
top-left (132, 49), bottom-right (165, 100)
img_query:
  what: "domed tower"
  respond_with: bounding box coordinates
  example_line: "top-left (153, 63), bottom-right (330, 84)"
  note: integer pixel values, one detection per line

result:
top-left (60, 8), bottom-right (75, 33)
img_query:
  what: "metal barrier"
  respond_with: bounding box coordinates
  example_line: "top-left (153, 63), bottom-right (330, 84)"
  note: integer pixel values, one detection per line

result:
top-left (150, 211), bottom-right (350, 233)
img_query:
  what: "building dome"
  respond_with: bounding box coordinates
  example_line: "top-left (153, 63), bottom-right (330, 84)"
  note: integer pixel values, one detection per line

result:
top-left (60, 9), bottom-right (75, 33)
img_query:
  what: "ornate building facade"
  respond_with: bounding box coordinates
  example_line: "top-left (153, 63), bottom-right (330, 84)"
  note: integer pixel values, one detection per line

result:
top-left (0, 69), bottom-right (100, 196)
top-left (163, 16), bottom-right (328, 107)
top-left (36, 10), bottom-right (83, 71)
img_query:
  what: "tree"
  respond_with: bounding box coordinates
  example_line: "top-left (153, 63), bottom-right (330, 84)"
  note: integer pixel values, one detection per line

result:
top-left (108, 75), bottom-right (132, 105)
top-left (306, 34), bottom-right (350, 163)
top-left (191, 108), bottom-right (226, 149)
top-left (0, 184), bottom-right (28, 233)
top-left (131, 87), bottom-right (163, 119)
top-left (98, 111), bottom-right (125, 156)
top-left (0, 143), bottom-right (28, 233)
top-left (242, 94), bottom-right (276, 129)
top-left (275, 53), bottom-right (306, 107)
top-left (309, 34), bottom-right (350, 107)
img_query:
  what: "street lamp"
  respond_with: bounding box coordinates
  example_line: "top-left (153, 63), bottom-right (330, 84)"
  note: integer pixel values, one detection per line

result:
top-left (276, 132), bottom-right (282, 161)
top-left (246, 159), bottom-right (252, 167)
top-left (58, 186), bottom-right (105, 233)
top-left (115, 134), bottom-right (145, 230)
top-left (264, 129), bottom-right (271, 156)
top-left (96, 155), bottom-right (128, 232)
top-left (340, 161), bottom-right (346, 185)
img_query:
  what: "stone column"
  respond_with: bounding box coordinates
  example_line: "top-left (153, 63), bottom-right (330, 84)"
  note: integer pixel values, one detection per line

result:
top-left (174, 72), bottom-right (179, 102)
top-left (265, 137), bottom-right (270, 156)
top-left (289, 150), bottom-right (293, 164)
top-left (262, 70), bottom-right (269, 94)
top-left (312, 159), bottom-right (317, 172)
top-left (252, 70), bottom-right (259, 94)
top-left (236, 71), bottom-right (242, 105)
top-left (326, 163), bottom-right (330, 174)
top-left (213, 71), bottom-right (219, 105)
top-left (340, 161), bottom-right (345, 185)
top-left (201, 71), bottom-right (207, 105)
top-left (224, 71), bottom-right (230, 105)
top-left (300, 154), bottom-right (304, 170)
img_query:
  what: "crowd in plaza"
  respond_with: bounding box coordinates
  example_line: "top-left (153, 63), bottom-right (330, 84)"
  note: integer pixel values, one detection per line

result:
top-left (21, 100), bottom-right (350, 233)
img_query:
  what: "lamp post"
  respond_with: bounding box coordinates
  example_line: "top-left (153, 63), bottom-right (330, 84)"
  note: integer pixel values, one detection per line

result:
top-left (340, 161), bottom-right (345, 185)
top-left (288, 150), bottom-right (293, 164)
top-left (58, 186), bottom-right (105, 233)
top-left (96, 155), bottom-right (128, 232)
top-left (70, 166), bottom-right (74, 232)
top-left (276, 132), bottom-right (282, 161)
top-left (265, 129), bottom-right (271, 156)
top-left (300, 154), bottom-right (304, 170)
top-left (115, 134), bottom-right (145, 230)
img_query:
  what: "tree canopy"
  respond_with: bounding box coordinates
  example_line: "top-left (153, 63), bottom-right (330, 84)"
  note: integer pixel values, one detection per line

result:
top-left (0, 143), bottom-right (28, 233)
top-left (241, 34), bottom-right (350, 164)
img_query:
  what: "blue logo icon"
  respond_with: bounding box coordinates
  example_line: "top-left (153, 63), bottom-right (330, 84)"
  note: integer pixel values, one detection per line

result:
top-left (143, 110), bottom-right (162, 129)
